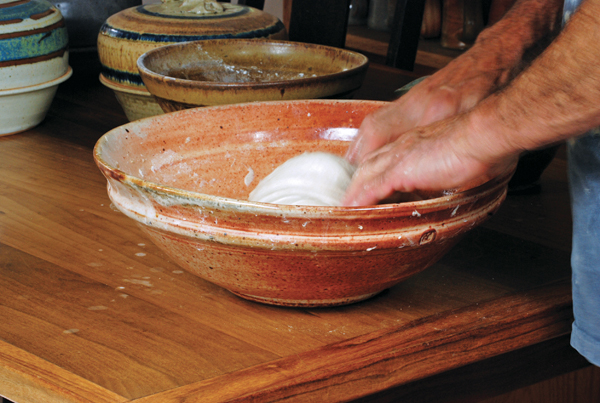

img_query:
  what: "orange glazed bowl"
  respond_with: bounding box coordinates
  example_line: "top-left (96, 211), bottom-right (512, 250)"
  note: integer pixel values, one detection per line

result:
top-left (94, 100), bottom-right (512, 307)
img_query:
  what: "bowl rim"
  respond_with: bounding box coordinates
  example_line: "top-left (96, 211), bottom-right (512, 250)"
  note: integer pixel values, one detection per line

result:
top-left (136, 38), bottom-right (370, 89)
top-left (0, 67), bottom-right (72, 95)
top-left (99, 73), bottom-right (150, 95)
top-left (93, 99), bottom-right (514, 214)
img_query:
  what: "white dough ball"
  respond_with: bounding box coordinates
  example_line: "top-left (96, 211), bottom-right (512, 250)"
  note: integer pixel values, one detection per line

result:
top-left (249, 152), bottom-right (356, 206)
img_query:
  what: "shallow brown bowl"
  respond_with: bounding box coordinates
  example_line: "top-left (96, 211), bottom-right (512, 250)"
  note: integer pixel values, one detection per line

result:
top-left (136, 39), bottom-right (369, 112)
top-left (94, 100), bottom-right (512, 307)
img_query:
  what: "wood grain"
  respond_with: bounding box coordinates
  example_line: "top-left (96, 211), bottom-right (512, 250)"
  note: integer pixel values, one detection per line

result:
top-left (0, 341), bottom-right (126, 403)
top-left (132, 280), bottom-right (574, 403)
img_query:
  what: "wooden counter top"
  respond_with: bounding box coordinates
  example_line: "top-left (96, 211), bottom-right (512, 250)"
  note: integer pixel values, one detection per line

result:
top-left (0, 57), bottom-right (590, 403)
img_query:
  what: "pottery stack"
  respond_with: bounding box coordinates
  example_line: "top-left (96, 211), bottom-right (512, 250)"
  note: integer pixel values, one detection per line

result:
top-left (0, 0), bottom-right (71, 136)
top-left (97, 0), bottom-right (287, 121)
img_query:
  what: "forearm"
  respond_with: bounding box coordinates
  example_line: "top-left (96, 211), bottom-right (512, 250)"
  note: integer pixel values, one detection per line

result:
top-left (460, 0), bottom-right (563, 87)
top-left (410, 0), bottom-right (564, 115)
top-left (467, 0), bottom-right (600, 160)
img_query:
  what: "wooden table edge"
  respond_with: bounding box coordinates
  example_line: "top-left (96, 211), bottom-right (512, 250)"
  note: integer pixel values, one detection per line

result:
top-left (0, 340), bottom-right (127, 403)
top-left (128, 280), bottom-right (573, 403)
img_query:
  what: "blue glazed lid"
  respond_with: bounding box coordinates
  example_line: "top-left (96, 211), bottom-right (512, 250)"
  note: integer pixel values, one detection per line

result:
top-left (0, 0), bottom-right (68, 65)
top-left (97, 1), bottom-right (286, 89)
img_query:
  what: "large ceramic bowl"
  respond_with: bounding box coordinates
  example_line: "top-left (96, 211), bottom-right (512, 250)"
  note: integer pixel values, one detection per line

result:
top-left (0, 0), bottom-right (71, 135)
top-left (94, 100), bottom-right (513, 307)
top-left (137, 39), bottom-right (369, 112)
top-left (97, 0), bottom-right (286, 121)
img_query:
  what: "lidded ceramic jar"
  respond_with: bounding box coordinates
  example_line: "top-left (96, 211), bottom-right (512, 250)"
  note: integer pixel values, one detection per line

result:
top-left (97, 0), bottom-right (287, 121)
top-left (0, 0), bottom-right (71, 135)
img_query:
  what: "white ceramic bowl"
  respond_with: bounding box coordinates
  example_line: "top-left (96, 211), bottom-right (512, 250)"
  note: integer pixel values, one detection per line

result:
top-left (0, 67), bottom-right (72, 136)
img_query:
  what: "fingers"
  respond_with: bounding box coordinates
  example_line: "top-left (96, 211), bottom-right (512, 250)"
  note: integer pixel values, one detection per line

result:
top-left (343, 59), bottom-right (513, 206)
top-left (342, 165), bottom-right (399, 207)
top-left (343, 118), bottom-right (478, 206)
top-left (343, 140), bottom-right (419, 206)
top-left (346, 76), bottom-right (437, 164)
top-left (346, 82), bottom-right (464, 165)
top-left (346, 102), bottom-right (410, 164)
top-left (343, 131), bottom-right (519, 207)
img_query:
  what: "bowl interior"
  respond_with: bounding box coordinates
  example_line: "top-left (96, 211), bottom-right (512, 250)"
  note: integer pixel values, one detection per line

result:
top-left (95, 99), bottom-right (506, 206)
top-left (99, 100), bottom-right (442, 205)
top-left (97, 100), bottom-right (384, 201)
top-left (138, 39), bottom-right (368, 85)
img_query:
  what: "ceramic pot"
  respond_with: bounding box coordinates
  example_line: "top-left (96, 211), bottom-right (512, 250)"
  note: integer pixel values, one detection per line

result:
top-left (0, 0), bottom-right (71, 135)
top-left (137, 39), bottom-right (369, 112)
top-left (441, 0), bottom-right (483, 49)
top-left (97, 0), bottom-right (287, 121)
top-left (94, 99), bottom-right (513, 307)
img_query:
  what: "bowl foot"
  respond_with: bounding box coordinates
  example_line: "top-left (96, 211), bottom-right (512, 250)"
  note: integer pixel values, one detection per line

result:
top-left (230, 290), bottom-right (383, 307)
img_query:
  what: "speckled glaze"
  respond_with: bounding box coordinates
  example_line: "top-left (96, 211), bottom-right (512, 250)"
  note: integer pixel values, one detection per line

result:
top-left (0, 0), bottom-right (70, 135)
top-left (97, 1), bottom-right (286, 121)
top-left (94, 100), bottom-right (513, 307)
top-left (137, 39), bottom-right (369, 112)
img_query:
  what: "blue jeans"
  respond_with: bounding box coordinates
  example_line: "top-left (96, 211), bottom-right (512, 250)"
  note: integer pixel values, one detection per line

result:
top-left (568, 131), bottom-right (600, 366)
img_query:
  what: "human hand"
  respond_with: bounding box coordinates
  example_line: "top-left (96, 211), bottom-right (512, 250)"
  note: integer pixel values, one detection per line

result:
top-left (343, 115), bottom-right (518, 206)
top-left (346, 50), bottom-right (513, 165)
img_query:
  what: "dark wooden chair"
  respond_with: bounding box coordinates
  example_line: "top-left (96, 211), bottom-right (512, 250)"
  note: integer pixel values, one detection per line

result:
top-left (386, 0), bottom-right (426, 70)
top-left (233, 0), bottom-right (426, 71)
top-left (286, 0), bottom-right (426, 71)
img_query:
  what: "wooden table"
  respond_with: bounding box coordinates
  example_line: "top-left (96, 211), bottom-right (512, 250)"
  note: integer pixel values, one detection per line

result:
top-left (0, 55), bottom-right (591, 403)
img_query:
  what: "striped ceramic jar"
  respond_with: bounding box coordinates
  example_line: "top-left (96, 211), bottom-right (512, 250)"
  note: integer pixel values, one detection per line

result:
top-left (0, 0), bottom-right (69, 89)
top-left (0, 0), bottom-right (71, 135)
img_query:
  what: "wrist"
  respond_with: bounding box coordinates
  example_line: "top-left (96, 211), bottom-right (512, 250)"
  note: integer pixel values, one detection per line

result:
top-left (462, 96), bottom-right (525, 166)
